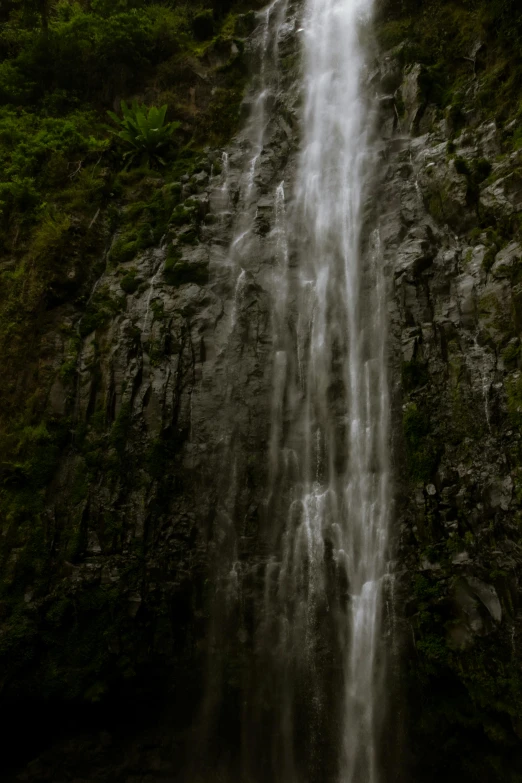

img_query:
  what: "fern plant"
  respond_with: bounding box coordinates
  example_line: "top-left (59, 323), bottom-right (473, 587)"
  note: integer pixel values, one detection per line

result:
top-left (107, 101), bottom-right (179, 167)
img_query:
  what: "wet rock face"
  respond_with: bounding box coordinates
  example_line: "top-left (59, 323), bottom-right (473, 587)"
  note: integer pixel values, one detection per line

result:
top-left (375, 52), bottom-right (522, 782)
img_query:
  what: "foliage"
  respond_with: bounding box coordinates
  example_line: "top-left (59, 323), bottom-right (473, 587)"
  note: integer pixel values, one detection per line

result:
top-left (378, 0), bottom-right (522, 123)
top-left (79, 286), bottom-right (125, 338)
top-left (0, 107), bottom-right (106, 221)
top-left (107, 100), bottom-right (180, 168)
top-left (0, 0), bottom-right (251, 412)
top-left (120, 268), bottom-right (140, 294)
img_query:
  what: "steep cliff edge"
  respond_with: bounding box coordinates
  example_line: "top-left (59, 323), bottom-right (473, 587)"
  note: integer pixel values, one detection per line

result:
top-left (2, 0), bottom-right (522, 781)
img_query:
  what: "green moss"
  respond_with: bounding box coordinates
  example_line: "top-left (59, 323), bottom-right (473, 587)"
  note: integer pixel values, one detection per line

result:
top-left (150, 299), bottom-right (166, 321)
top-left (120, 268), bottom-right (140, 295)
top-left (454, 156), bottom-right (471, 178)
top-left (478, 289), bottom-right (515, 346)
top-left (79, 287), bottom-right (125, 338)
top-left (506, 374), bottom-right (522, 425)
top-left (163, 254), bottom-right (209, 287)
top-left (179, 225), bottom-right (199, 244)
top-left (199, 84), bottom-right (247, 144)
top-left (407, 563), bottom-right (522, 778)
top-left (377, 19), bottom-right (412, 51)
top-left (117, 181), bottom-right (181, 246)
top-left (483, 246), bottom-right (498, 273)
top-left (29, 211), bottom-right (72, 260)
top-left (418, 63), bottom-right (448, 107)
top-left (171, 204), bottom-right (197, 226)
top-left (378, 0), bottom-right (522, 137)
top-left (447, 140), bottom-right (457, 154)
top-left (110, 226), bottom-right (154, 265)
top-left (475, 158), bottom-right (494, 182)
top-left (221, 9), bottom-right (256, 39)
top-left (403, 402), bottom-right (438, 482)
top-left (447, 102), bottom-right (465, 134)
top-left (59, 335), bottom-right (81, 383)
top-left (59, 358), bottom-right (77, 383)
top-left (502, 341), bottom-right (520, 366)
top-left (428, 187), bottom-right (450, 223)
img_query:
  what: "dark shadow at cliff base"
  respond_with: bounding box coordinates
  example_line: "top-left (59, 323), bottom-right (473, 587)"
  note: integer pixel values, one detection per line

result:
top-left (2, 669), bottom-right (201, 783)
top-left (408, 672), bottom-right (522, 783)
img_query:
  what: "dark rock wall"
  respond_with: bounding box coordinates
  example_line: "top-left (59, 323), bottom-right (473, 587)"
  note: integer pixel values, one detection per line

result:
top-left (374, 7), bottom-right (522, 777)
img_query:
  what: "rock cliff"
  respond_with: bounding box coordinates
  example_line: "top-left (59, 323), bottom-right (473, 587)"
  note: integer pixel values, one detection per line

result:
top-left (376, 2), bottom-right (522, 778)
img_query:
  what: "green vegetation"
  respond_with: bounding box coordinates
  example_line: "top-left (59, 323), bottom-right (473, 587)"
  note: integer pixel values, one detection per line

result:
top-left (163, 254), bottom-right (209, 286)
top-left (506, 374), bottom-right (522, 426)
top-left (107, 100), bottom-right (180, 167)
top-left (193, 8), bottom-right (216, 40)
top-left (119, 267), bottom-right (140, 294)
top-left (383, 5), bottom-right (522, 767)
top-left (502, 340), bottom-right (521, 367)
top-left (403, 401), bottom-right (438, 482)
top-left (0, 0), bottom-right (257, 412)
top-left (379, 0), bottom-right (522, 125)
top-left (79, 286), bottom-right (126, 337)
top-left (0, 3), bottom-right (519, 779)
top-left (0, 0), bottom-right (258, 497)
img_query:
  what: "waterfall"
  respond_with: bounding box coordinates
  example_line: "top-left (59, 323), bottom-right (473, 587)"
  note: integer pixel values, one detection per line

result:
top-left (265, 0), bottom-right (391, 779)
top-left (195, 1), bottom-right (391, 780)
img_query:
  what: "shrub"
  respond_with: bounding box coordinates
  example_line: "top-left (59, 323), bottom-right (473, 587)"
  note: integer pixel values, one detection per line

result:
top-left (110, 225), bottom-right (154, 265)
top-left (29, 211), bottom-right (71, 260)
top-left (107, 100), bottom-right (180, 168)
top-left (0, 175), bottom-right (39, 219)
top-left (120, 268), bottom-right (140, 294)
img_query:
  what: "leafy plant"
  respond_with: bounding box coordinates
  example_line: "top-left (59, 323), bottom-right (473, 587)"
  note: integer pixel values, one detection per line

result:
top-left (107, 101), bottom-right (179, 168)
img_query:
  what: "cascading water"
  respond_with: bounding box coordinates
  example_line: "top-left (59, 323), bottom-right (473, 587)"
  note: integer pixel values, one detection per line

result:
top-left (263, 0), bottom-right (390, 779)
top-left (196, 1), bottom-right (391, 780)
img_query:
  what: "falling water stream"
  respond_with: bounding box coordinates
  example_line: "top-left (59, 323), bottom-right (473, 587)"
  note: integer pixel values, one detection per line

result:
top-left (266, 0), bottom-right (390, 779)
top-left (198, 1), bottom-right (391, 780)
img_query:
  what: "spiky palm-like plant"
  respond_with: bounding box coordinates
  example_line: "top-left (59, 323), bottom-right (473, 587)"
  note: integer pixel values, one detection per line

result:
top-left (107, 101), bottom-right (179, 167)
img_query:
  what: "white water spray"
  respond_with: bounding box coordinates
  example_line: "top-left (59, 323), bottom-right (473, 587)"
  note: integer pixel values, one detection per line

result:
top-left (265, 0), bottom-right (391, 779)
